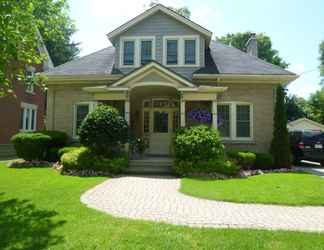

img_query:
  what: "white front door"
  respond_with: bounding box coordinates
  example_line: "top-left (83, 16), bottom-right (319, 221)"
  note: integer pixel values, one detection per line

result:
top-left (150, 110), bottom-right (171, 155)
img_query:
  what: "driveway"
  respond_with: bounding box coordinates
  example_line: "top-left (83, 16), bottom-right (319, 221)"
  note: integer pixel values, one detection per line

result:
top-left (81, 176), bottom-right (324, 232)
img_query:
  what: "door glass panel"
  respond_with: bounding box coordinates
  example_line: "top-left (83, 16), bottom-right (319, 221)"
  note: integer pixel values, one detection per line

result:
top-left (143, 111), bottom-right (150, 133)
top-left (154, 111), bottom-right (168, 133)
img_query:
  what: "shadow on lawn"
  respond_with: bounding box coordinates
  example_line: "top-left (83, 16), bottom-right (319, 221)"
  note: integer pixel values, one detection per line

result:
top-left (0, 193), bottom-right (65, 250)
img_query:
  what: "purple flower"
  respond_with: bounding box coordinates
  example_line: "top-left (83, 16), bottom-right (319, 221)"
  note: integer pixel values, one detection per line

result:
top-left (188, 109), bottom-right (212, 124)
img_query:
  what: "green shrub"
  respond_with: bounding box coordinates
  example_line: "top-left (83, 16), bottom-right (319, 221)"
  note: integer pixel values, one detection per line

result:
top-left (174, 159), bottom-right (239, 176)
top-left (58, 147), bottom-right (80, 160)
top-left (46, 147), bottom-right (60, 162)
top-left (79, 105), bottom-right (129, 156)
top-left (38, 130), bottom-right (68, 148)
top-left (174, 125), bottom-right (224, 162)
top-left (253, 153), bottom-right (274, 170)
top-left (61, 147), bottom-right (128, 174)
top-left (226, 150), bottom-right (256, 170)
top-left (11, 133), bottom-right (51, 161)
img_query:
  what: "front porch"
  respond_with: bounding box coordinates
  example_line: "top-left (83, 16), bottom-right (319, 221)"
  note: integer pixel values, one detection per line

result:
top-left (84, 62), bottom-right (227, 156)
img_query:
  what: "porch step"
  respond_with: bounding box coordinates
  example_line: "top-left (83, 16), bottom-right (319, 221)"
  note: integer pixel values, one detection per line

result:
top-left (126, 157), bottom-right (173, 175)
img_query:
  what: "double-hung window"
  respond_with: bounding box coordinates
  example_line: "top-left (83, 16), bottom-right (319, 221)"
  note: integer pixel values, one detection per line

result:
top-left (184, 39), bottom-right (196, 65)
top-left (217, 104), bottom-right (230, 138)
top-left (123, 40), bottom-right (135, 66)
top-left (140, 40), bottom-right (153, 65)
top-left (236, 104), bottom-right (251, 138)
top-left (25, 66), bottom-right (35, 94)
top-left (166, 40), bottom-right (178, 65)
top-left (20, 103), bottom-right (37, 132)
top-left (74, 102), bottom-right (97, 138)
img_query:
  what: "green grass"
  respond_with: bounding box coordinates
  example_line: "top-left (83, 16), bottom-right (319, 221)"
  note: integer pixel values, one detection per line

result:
top-left (181, 173), bottom-right (324, 206)
top-left (0, 163), bottom-right (324, 250)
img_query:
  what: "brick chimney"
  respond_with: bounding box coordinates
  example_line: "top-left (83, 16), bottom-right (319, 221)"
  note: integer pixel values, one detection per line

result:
top-left (246, 33), bottom-right (258, 57)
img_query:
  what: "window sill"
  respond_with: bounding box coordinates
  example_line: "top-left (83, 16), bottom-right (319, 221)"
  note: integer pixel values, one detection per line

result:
top-left (221, 139), bottom-right (256, 144)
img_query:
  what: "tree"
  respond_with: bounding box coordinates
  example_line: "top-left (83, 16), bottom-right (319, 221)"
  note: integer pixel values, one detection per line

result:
top-left (285, 94), bottom-right (309, 121)
top-left (270, 85), bottom-right (291, 168)
top-left (218, 32), bottom-right (288, 68)
top-left (320, 41), bottom-right (324, 85)
top-left (0, 0), bottom-right (79, 96)
top-left (33, 0), bottom-right (79, 66)
top-left (308, 88), bottom-right (324, 124)
top-left (148, 1), bottom-right (191, 18)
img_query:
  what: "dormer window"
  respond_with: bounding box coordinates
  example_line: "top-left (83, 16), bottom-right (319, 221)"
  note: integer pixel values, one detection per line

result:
top-left (141, 40), bottom-right (153, 65)
top-left (184, 39), bottom-right (196, 65)
top-left (163, 35), bottom-right (199, 67)
top-left (166, 40), bottom-right (178, 65)
top-left (120, 36), bottom-right (155, 67)
top-left (123, 40), bottom-right (135, 65)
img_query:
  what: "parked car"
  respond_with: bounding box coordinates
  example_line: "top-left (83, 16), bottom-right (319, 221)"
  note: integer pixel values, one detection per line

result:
top-left (290, 130), bottom-right (324, 166)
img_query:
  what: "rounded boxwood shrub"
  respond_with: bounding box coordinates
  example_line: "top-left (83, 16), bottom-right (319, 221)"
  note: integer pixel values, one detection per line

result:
top-left (174, 159), bottom-right (239, 176)
top-left (11, 133), bottom-right (51, 161)
top-left (61, 147), bottom-right (128, 174)
top-left (79, 105), bottom-right (129, 156)
top-left (58, 146), bottom-right (80, 160)
top-left (226, 150), bottom-right (256, 170)
top-left (174, 125), bottom-right (224, 162)
top-left (37, 130), bottom-right (68, 148)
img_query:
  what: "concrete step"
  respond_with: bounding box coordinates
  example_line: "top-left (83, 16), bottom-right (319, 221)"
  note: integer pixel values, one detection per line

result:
top-left (125, 165), bottom-right (173, 175)
top-left (126, 157), bottom-right (174, 175)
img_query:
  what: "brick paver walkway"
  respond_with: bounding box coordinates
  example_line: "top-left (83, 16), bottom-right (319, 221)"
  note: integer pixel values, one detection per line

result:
top-left (81, 176), bottom-right (324, 232)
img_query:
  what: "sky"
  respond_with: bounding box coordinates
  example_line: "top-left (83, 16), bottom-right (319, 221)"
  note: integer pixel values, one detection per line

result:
top-left (68, 0), bottom-right (324, 99)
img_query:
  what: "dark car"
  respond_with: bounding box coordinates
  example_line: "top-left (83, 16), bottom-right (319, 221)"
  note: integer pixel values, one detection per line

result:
top-left (290, 130), bottom-right (324, 166)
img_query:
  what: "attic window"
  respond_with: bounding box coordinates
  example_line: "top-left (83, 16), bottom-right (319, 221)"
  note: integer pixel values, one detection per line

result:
top-left (184, 39), bottom-right (196, 65)
top-left (123, 41), bottom-right (135, 65)
top-left (141, 40), bottom-right (152, 65)
top-left (166, 40), bottom-right (178, 65)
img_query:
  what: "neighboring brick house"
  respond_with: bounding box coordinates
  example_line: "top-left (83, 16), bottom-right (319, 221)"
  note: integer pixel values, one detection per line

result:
top-left (45, 4), bottom-right (298, 155)
top-left (0, 40), bottom-right (53, 156)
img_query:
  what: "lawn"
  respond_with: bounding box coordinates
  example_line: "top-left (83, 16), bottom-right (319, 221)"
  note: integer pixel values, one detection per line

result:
top-left (1, 163), bottom-right (324, 250)
top-left (181, 173), bottom-right (324, 206)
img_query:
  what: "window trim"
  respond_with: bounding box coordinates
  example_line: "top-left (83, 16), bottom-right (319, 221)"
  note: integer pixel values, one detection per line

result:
top-left (163, 35), bottom-right (200, 67)
top-left (20, 102), bottom-right (37, 132)
top-left (217, 102), bottom-right (254, 141)
top-left (73, 102), bottom-right (97, 139)
top-left (120, 36), bottom-right (156, 68)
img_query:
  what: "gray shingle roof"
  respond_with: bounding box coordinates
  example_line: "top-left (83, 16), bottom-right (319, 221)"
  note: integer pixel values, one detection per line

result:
top-left (46, 40), bottom-right (295, 77)
top-left (196, 40), bottom-right (295, 75)
top-left (46, 46), bottom-right (118, 76)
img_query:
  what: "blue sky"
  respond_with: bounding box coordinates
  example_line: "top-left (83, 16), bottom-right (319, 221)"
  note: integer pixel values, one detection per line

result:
top-left (69, 0), bottom-right (323, 98)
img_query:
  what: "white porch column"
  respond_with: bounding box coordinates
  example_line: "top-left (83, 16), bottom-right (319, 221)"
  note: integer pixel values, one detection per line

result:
top-left (180, 96), bottom-right (186, 127)
top-left (124, 93), bottom-right (130, 125)
top-left (212, 96), bottom-right (218, 129)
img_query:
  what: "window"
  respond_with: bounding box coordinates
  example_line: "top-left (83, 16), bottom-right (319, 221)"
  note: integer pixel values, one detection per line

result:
top-left (217, 104), bottom-right (230, 137)
top-left (184, 40), bottom-right (196, 64)
top-left (25, 66), bottom-right (35, 94)
top-left (154, 111), bottom-right (169, 133)
top-left (120, 36), bottom-right (155, 67)
top-left (74, 102), bottom-right (97, 138)
top-left (141, 40), bottom-right (152, 65)
top-left (236, 105), bottom-right (251, 138)
top-left (163, 36), bottom-right (199, 66)
top-left (166, 40), bottom-right (178, 65)
top-left (20, 103), bottom-right (37, 131)
top-left (123, 41), bottom-right (135, 65)
top-left (143, 111), bottom-right (150, 133)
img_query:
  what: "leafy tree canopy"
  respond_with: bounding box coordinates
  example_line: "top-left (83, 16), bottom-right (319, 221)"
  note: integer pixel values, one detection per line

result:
top-left (218, 32), bottom-right (288, 68)
top-left (285, 94), bottom-right (309, 122)
top-left (0, 0), bottom-right (78, 96)
top-left (148, 1), bottom-right (191, 18)
top-left (308, 88), bottom-right (324, 124)
top-left (320, 41), bottom-right (324, 84)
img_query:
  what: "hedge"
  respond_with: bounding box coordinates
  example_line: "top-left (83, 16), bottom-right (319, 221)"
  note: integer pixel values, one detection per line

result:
top-left (11, 133), bottom-right (51, 161)
top-left (60, 147), bottom-right (128, 174)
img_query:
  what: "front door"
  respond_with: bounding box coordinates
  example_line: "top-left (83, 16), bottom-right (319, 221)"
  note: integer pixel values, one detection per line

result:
top-left (143, 98), bottom-right (179, 155)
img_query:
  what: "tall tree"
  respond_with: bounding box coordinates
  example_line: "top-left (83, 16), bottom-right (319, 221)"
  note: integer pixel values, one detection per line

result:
top-left (320, 41), bottom-right (324, 85)
top-left (308, 88), bottom-right (324, 124)
top-left (285, 94), bottom-right (309, 121)
top-left (33, 0), bottom-right (79, 66)
top-left (0, 0), bottom-right (79, 96)
top-left (270, 85), bottom-right (291, 168)
top-left (148, 1), bottom-right (191, 18)
top-left (218, 32), bottom-right (288, 68)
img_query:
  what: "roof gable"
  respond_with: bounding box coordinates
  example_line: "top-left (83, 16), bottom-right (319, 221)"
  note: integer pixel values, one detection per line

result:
top-left (107, 4), bottom-right (212, 40)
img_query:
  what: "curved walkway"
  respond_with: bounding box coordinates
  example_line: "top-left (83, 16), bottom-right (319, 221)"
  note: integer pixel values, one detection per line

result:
top-left (81, 176), bottom-right (324, 232)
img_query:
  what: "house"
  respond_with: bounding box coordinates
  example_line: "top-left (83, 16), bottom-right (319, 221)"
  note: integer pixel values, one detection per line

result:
top-left (288, 118), bottom-right (324, 132)
top-left (45, 4), bottom-right (297, 155)
top-left (0, 37), bottom-right (53, 158)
